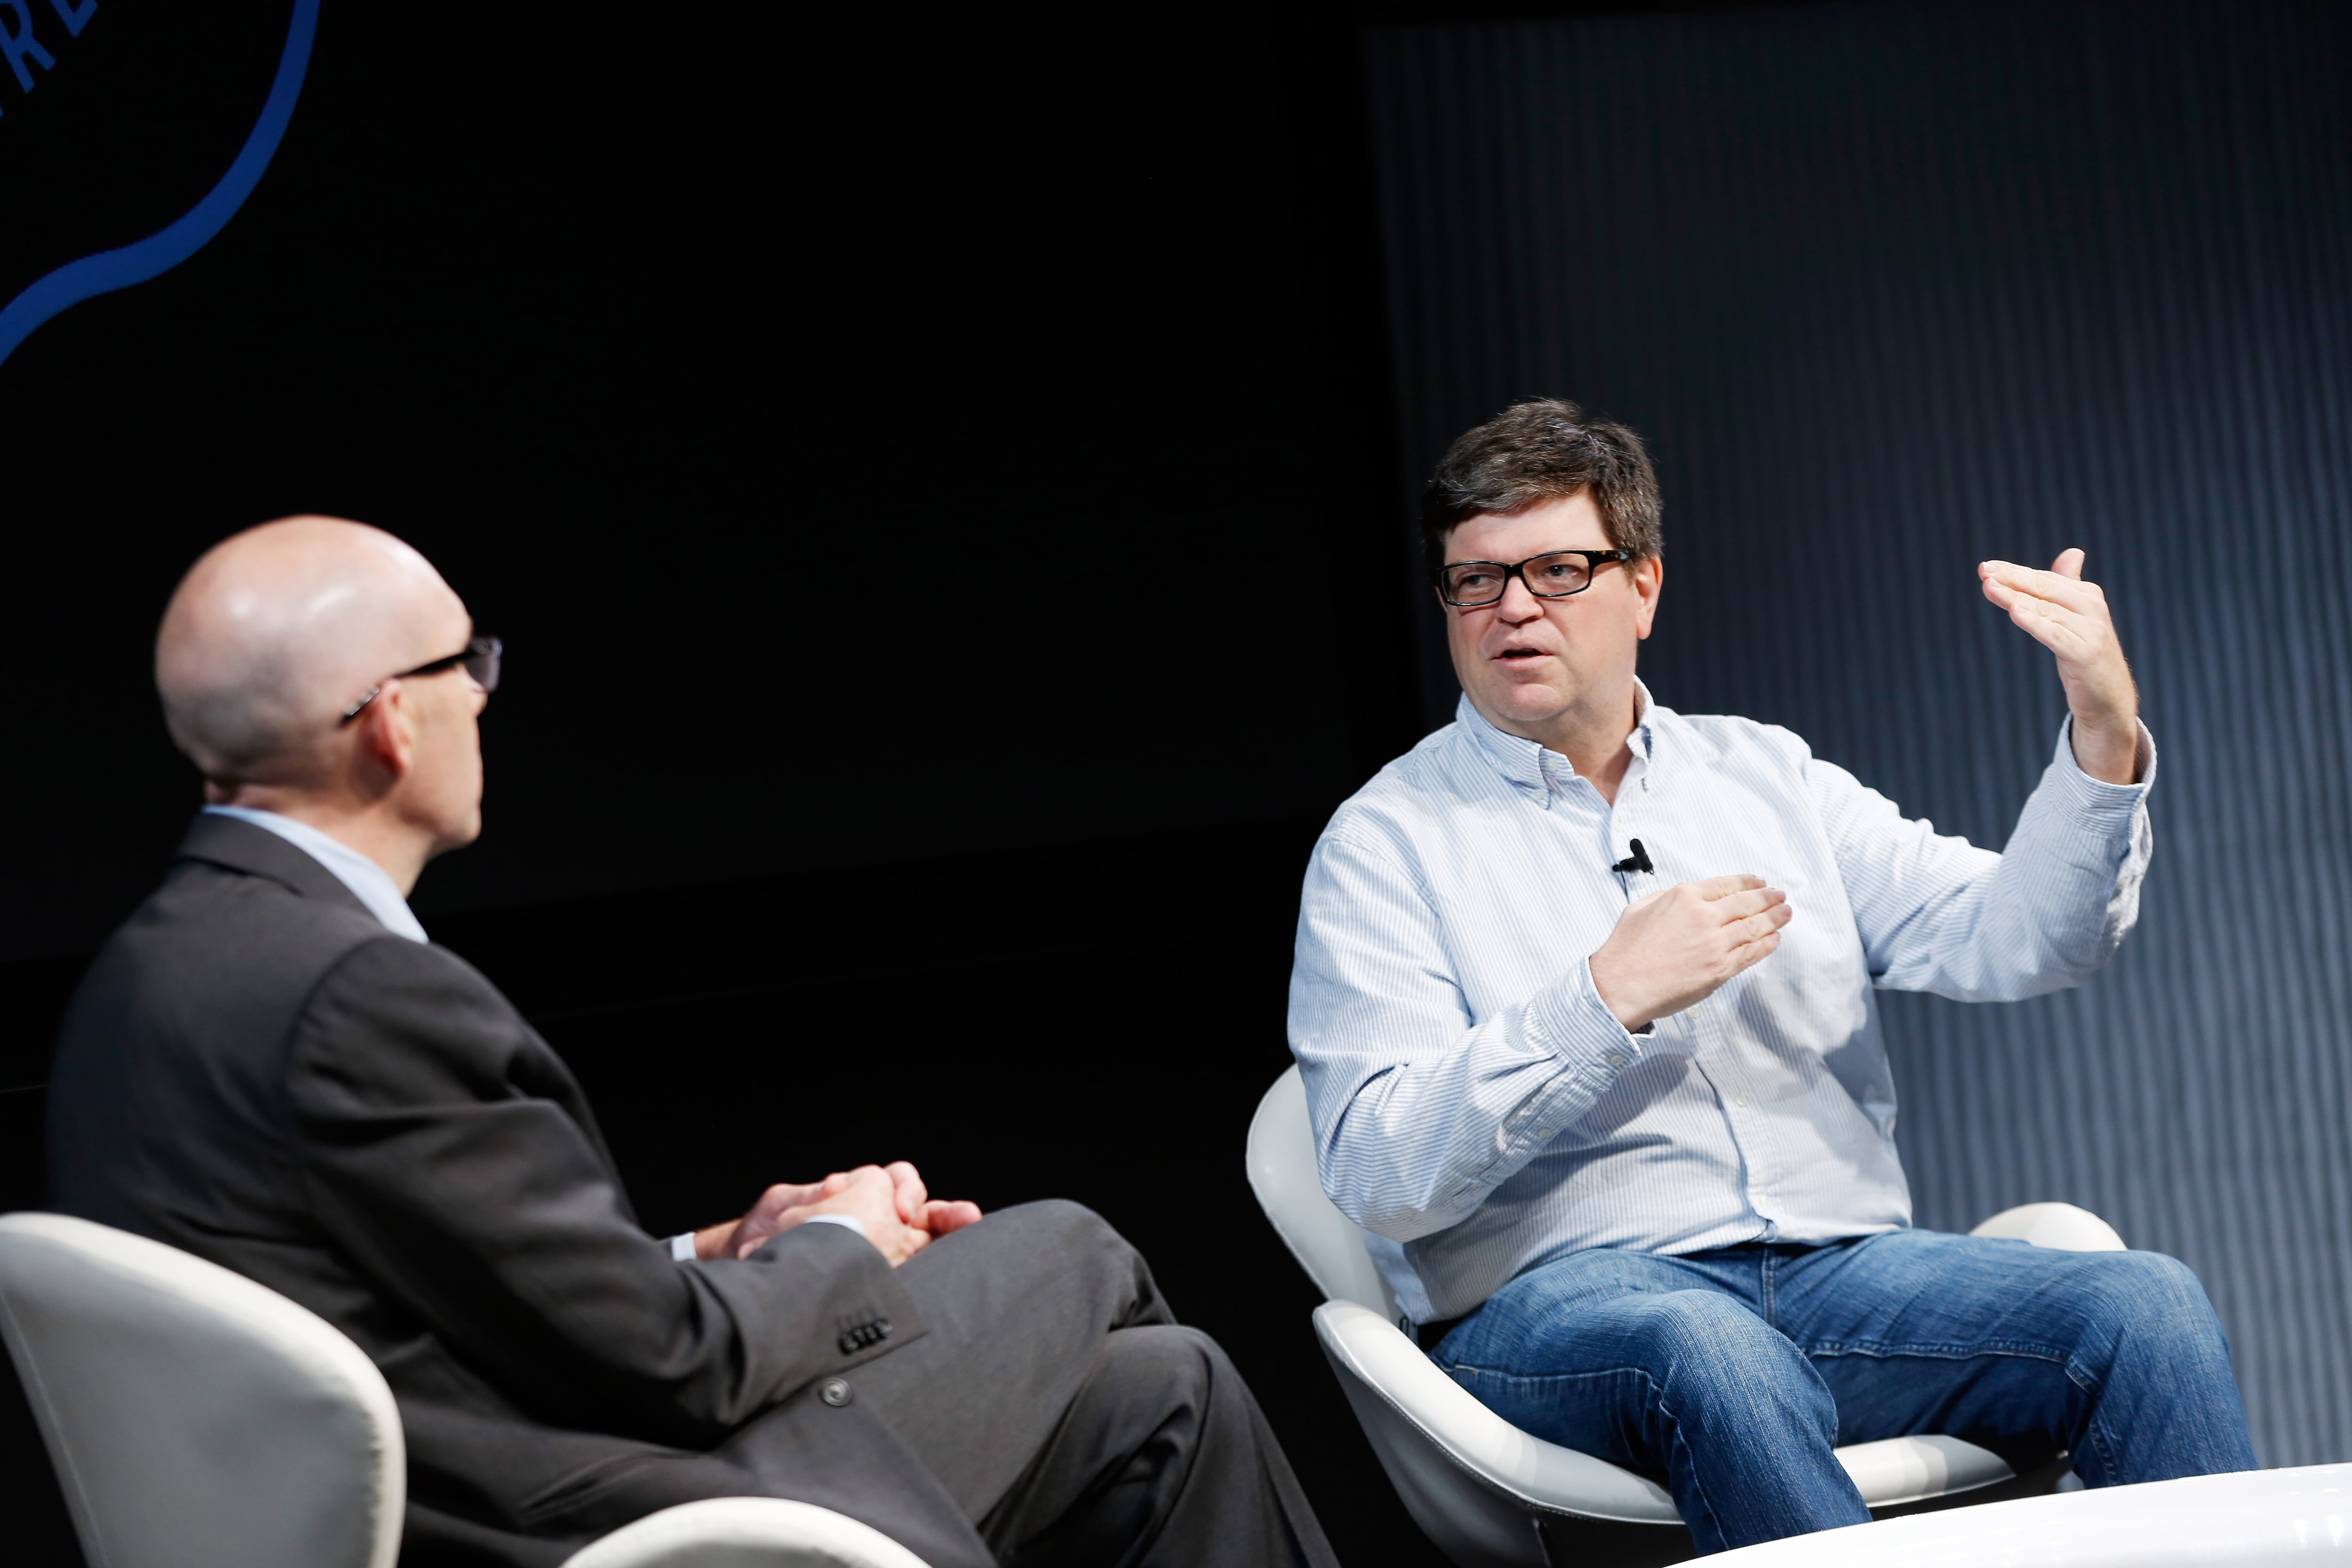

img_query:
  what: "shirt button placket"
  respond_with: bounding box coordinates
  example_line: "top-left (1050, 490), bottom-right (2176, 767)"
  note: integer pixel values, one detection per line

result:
top-left (1689, 994), bottom-right (1772, 1224)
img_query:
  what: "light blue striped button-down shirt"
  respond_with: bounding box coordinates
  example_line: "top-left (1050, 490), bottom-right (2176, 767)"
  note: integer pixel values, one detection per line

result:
top-left (1287, 687), bottom-right (2155, 1324)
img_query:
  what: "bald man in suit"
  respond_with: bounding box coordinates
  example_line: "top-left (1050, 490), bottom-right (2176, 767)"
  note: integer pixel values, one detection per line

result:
top-left (47, 517), bottom-right (1336, 1568)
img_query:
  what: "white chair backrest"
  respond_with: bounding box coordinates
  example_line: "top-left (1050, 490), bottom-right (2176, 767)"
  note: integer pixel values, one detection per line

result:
top-left (0, 1212), bottom-right (404, 1568)
top-left (1967, 1202), bottom-right (2126, 1252)
top-left (1245, 1066), bottom-right (1398, 1316)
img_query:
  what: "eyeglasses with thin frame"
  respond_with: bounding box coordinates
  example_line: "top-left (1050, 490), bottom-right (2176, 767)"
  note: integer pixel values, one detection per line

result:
top-left (1436, 549), bottom-right (1634, 608)
top-left (341, 636), bottom-right (503, 724)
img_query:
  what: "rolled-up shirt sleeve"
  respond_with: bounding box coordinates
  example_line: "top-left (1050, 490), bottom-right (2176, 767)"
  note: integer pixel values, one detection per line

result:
top-left (1814, 717), bottom-right (2156, 1002)
top-left (1287, 827), bottom-right (1659, 1242)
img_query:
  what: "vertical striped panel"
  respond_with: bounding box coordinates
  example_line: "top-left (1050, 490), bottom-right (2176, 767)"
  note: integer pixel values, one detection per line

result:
top-left (1365, 0), bottom-right (2352, 1465)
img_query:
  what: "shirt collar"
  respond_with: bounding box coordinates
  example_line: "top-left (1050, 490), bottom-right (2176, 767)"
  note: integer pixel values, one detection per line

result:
top-left (1454, 680), bottom-right (1660, 797)
top-left (199, 805), bottom-right (429, 942)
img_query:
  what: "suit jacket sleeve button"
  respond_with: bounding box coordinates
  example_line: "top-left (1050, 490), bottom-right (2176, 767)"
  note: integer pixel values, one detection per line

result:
top-left (819, 1377), bottom-right (853, 1408)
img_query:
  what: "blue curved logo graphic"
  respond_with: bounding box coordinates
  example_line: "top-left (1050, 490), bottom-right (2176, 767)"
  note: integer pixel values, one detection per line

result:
top-left (0, 0), bottom-right (317, 367)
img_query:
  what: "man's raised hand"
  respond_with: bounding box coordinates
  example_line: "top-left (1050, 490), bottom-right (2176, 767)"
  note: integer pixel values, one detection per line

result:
top-left (1588, 874), bottom-right (1792, 1033)
top-left (1979, 549), bottom-right (2141, 785)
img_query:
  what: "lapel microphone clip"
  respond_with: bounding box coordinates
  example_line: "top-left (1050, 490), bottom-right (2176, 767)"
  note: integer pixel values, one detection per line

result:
top-left (1611, 839), bottom-right (1654, 876)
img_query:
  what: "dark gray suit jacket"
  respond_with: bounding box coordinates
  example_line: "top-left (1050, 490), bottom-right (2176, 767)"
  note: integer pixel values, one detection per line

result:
top-left (46, 815), bottom-right (984, 1567)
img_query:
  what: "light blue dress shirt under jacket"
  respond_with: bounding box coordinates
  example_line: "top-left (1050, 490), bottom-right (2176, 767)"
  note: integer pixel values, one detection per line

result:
top-left (1287, 688), bottom-right (2156, 1325)
top-left (202, 805), bottom-right (429, 940)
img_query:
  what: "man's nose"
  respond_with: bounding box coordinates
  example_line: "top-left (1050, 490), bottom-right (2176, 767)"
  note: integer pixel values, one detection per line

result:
top-left (1496, 574), bottom-right (1545, 621)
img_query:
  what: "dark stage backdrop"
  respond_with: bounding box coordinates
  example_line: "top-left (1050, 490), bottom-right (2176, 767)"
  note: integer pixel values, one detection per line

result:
top-left (0, 2), bottom-right (1418, 965)
top-left (1367, 0), bottom-right (2352, 1465)
top-left (0, 4), bottom-right (1442, 1564)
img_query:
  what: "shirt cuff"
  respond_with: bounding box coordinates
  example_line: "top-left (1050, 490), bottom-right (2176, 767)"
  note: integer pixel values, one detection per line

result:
top-left (802, 1213), bottom-right (868, 1240)
top-left (2052, 715), bottom-right (2157, 804)
top-left (1506, 955), bottom-right (1663, 1147)
top-left (668, 1212), bottom-right (868, 1263)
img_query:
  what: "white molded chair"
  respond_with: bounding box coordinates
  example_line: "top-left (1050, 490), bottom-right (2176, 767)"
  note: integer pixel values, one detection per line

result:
top-left (1245, 1066), bottom-right (2126, 1568)
top-left (0, 1212), bottom-right (930, 1568)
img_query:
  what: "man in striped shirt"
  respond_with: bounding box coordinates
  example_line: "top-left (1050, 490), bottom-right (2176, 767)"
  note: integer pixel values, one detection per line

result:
top-left (1287, 400), bottom-right (2257, 1552)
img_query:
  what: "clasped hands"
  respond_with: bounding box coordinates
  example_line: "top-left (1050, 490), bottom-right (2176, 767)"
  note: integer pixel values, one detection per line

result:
top-left (694, 1161), bottom-right (984, 1266)
top-left (1588, 550), bottom-right (2139, 1033)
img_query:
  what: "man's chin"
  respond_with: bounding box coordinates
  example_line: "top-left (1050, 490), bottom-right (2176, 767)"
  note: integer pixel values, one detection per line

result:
top-left (431, 812), bottom-right (485, 858)
top-left (1470, 683), bottom-right (1574, 731)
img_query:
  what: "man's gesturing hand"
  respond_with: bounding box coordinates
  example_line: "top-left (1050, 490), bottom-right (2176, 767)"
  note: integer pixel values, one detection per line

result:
top-left (1588, 874), bottom-right (1792, 1033)
top-left (695, 1162), bottom-right (984, 1266)
top-left (1979, 549), bottom-right (2141, 785)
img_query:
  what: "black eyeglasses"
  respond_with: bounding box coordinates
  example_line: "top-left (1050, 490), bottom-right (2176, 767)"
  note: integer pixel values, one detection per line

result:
top-left (341, 636), bottom-right (503, 724)
top-left (1436, 550), bottom-right (1634, 607)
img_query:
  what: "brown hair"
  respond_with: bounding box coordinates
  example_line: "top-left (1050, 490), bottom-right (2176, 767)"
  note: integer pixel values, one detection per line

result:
top-left (1420, 399), bottom-right (1662, 577)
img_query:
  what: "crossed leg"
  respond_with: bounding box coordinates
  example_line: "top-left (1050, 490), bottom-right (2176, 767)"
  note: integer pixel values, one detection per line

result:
top-left (851, 1198), bottom-right (1337, 1568)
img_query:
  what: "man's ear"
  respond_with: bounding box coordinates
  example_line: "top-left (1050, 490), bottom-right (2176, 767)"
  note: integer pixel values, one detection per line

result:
top-left (1632, 555), bottom-right (1664, 640)
top-left (350, 680), bottom-right (416, 790)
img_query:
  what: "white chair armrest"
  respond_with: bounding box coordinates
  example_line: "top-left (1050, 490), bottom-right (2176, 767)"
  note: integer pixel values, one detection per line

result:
top-left (1969, 1202), bottom-right (2126, 1252)
top-left (561, 1498), bottom-right (932, 1568)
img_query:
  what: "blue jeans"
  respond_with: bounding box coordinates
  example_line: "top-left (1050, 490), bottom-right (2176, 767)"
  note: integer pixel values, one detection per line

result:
top-left (1430, 1230), bottom-right (2257, 1553)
